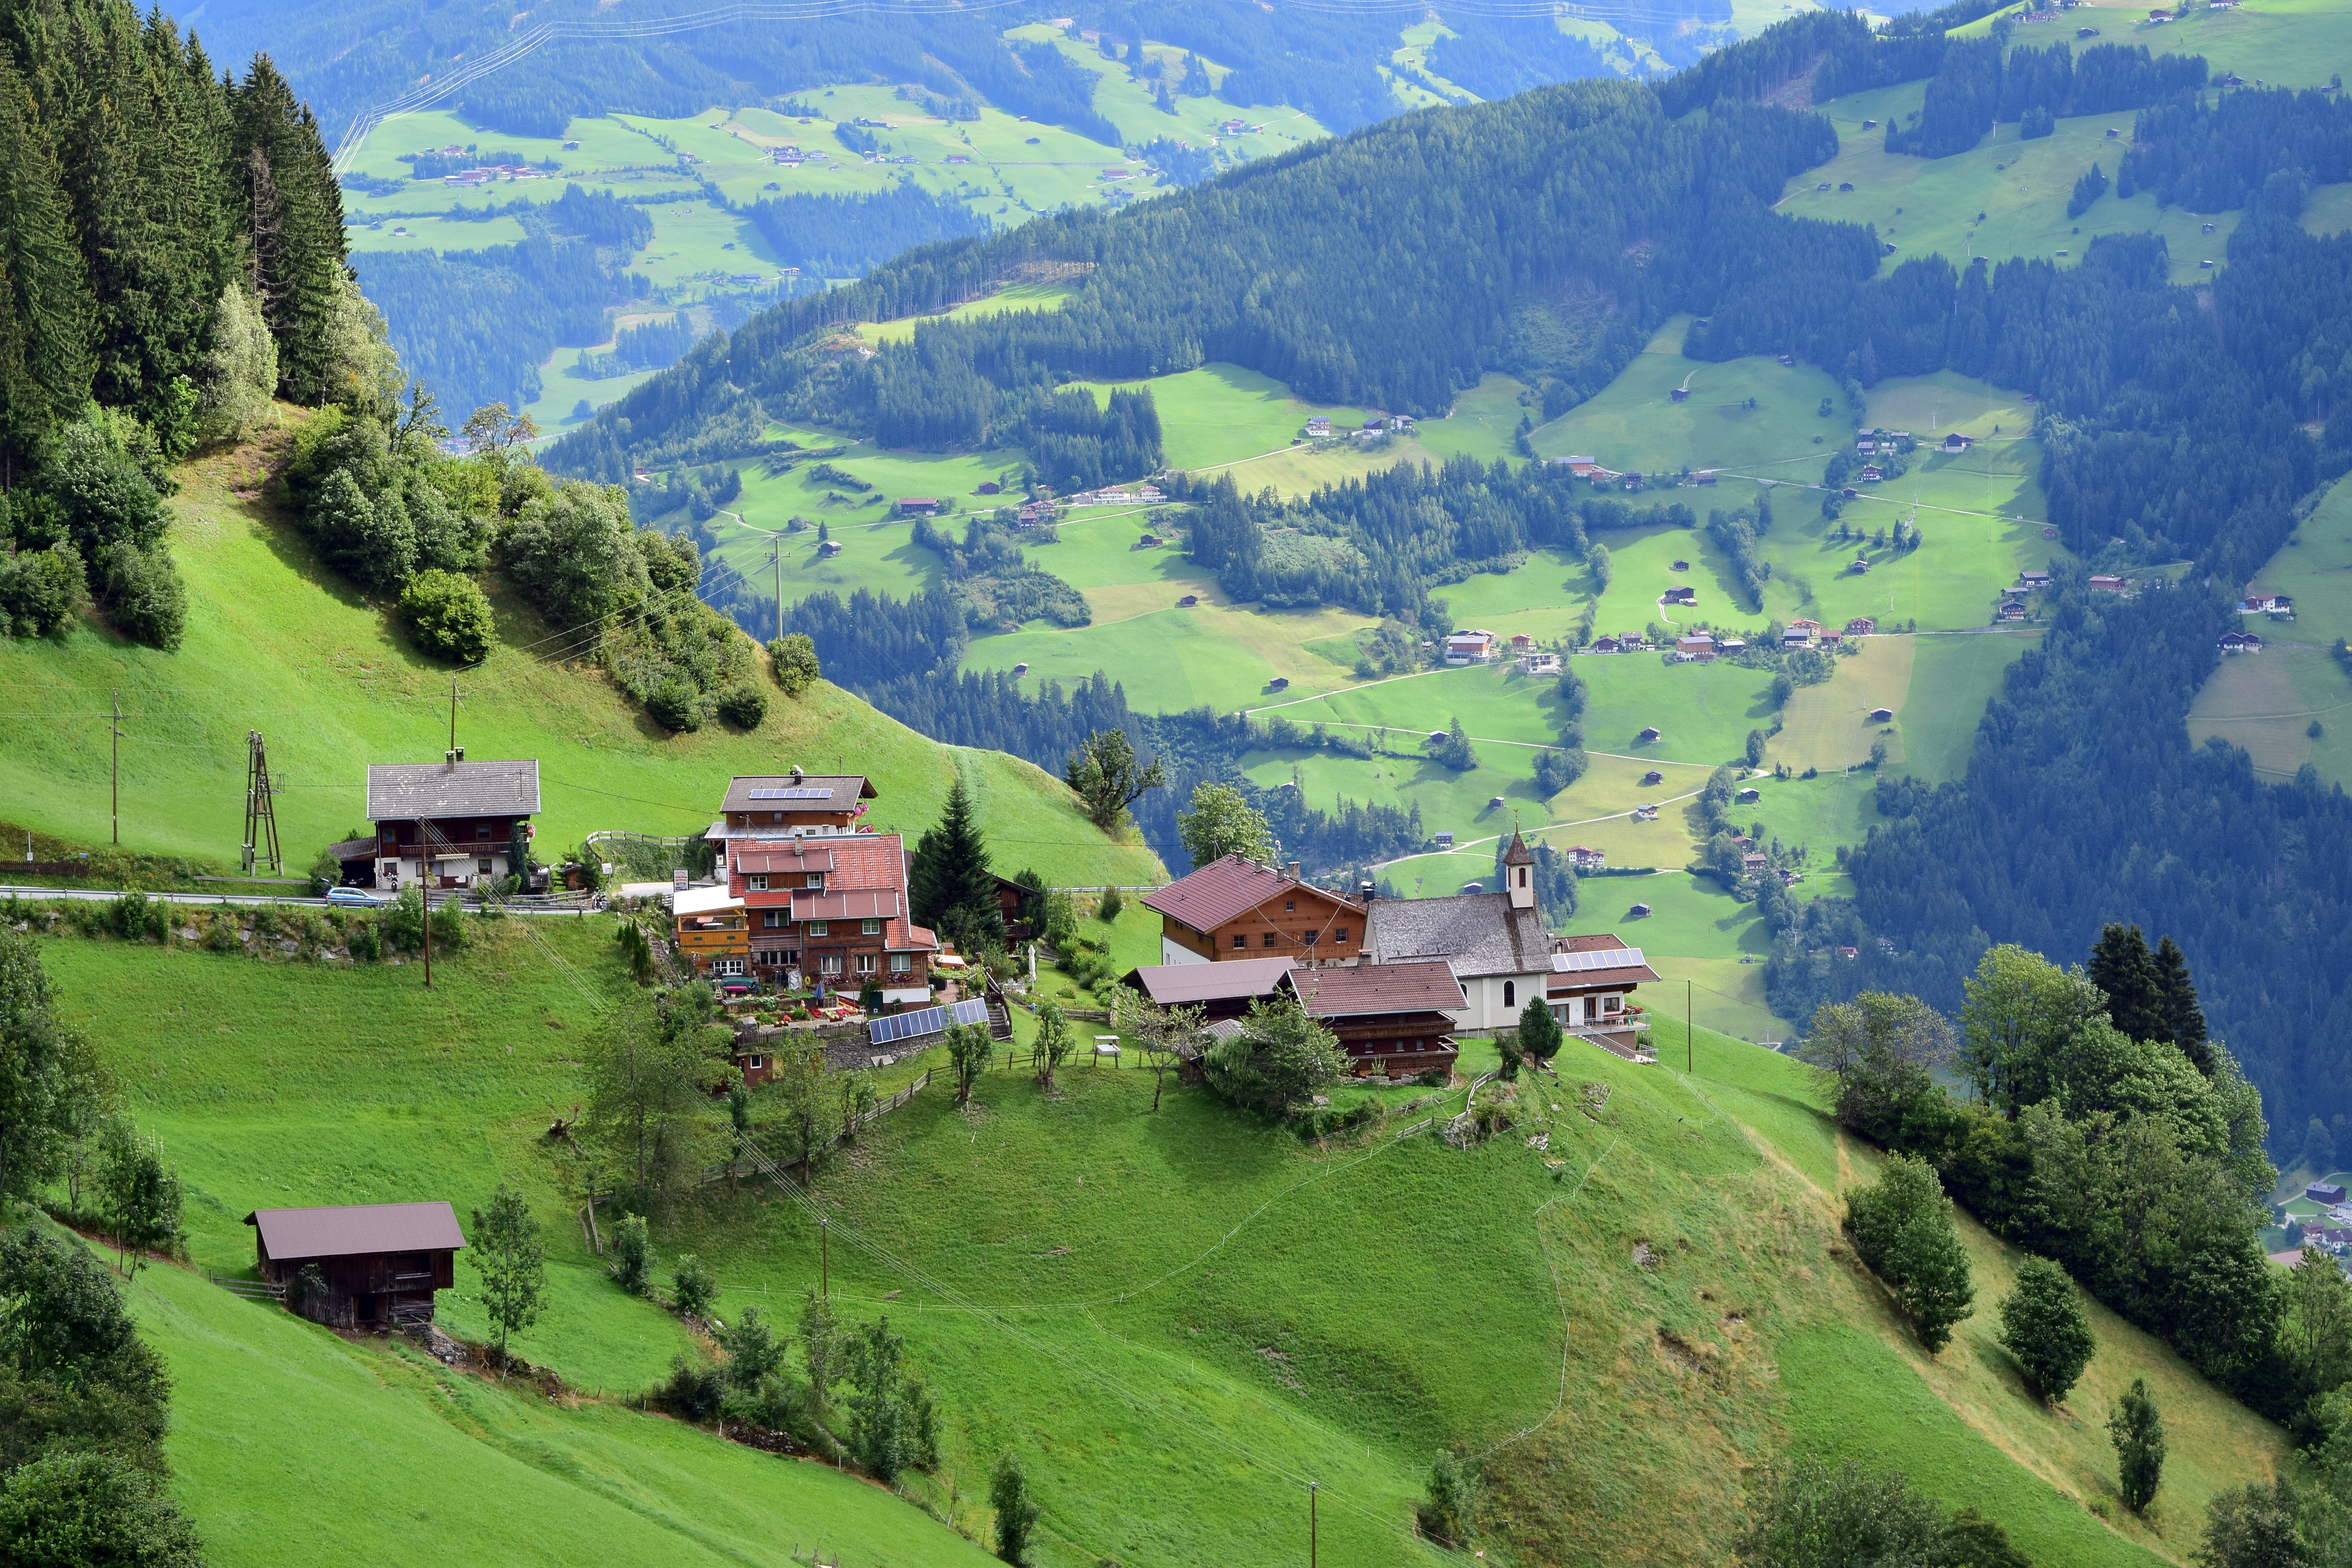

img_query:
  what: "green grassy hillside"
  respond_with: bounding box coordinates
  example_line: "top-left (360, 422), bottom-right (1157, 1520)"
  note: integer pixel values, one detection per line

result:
top-left (2188, 475), bottom-right (2352, 785)
top-left (0, 431), bottom-right (1160, 889)
top-left (35, 927), bottom-right (2288, 1565)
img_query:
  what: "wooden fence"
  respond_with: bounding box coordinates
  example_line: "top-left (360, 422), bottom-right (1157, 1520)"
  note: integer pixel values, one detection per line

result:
top-left (206, 1272), bottom-right (285, 1302)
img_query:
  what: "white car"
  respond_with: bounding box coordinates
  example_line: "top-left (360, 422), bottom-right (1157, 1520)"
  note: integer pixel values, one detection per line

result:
top-left (325, 886), bottom-right (391, 908)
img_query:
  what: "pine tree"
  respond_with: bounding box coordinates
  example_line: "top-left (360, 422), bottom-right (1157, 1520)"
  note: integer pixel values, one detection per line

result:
top-left (2086, 922), bottom-right (2168, 1044)
top-left (232, 55), bottom-right (346, 403)
top-left (0, 54), bottom-right (92, 472)
top-left (2151, 934), bottom-right (2212, 1074)
top-left (2107, 1378), bottom-right (2166, 1513)
top-left (910, 774), bottom-right (1004, 951)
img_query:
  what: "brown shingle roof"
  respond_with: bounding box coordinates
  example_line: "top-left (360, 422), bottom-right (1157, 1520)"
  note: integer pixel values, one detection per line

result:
top-left (1142, 856), bottom-right (1361, 933)
top-left (732, 845), bottom-right (838, 875)
top-left (722, 775), bottom-right (875, 812)
top-left (792, 889), bottom-right (902, 922)
top-left (246, 1201), bottom-right (466, 1263)
top-left (1285, 960), bottom-right (1465, 1017)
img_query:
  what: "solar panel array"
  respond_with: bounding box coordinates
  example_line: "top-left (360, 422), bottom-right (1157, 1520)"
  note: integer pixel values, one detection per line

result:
top-left (867, 997), bottom-right (988, 1045)
top-left (1553, 946), bottom-right (1646, 973)
top-left (747, 787), bottom-right (834, 800)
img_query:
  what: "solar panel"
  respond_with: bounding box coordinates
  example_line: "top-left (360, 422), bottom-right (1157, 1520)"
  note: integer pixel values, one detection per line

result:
top-left (747, 787), bottom-right (834, 800)
top-left (1553, 946), bottom-right (1646, 973)
top-left (866, 997), bottom-right (990, 1045)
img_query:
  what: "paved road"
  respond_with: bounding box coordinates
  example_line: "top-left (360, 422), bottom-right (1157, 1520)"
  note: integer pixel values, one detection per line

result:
top-left (0, 885), bottom-right (601, 916)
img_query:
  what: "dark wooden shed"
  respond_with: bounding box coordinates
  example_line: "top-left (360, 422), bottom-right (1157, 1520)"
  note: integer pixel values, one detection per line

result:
top-left (247, 1201), bottom-right (466, 1330)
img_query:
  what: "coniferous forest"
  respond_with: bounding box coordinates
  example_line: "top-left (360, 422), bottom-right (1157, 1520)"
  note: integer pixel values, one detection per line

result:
top-left (0, 0), bottom-right (353, 647)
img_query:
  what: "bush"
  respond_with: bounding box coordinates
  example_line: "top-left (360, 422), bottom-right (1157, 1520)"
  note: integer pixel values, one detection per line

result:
top-left (0, 1451), bottom-right (204, 1568)
top-left (646, 678), bottom-right (704, 732)
top-left (1097, 885), bottom-right (1123, 922)
top-left (399, 568), bottom-right (495, 664)
top-left (769, 632), bottom-right (821, 697)
top-left (96, 541), bottom-right (187, 651)
top-left (672, 1254), bottom-right (717, 1318)
top-left (0, 544), bottom-right (85, 637)
top-left (650, 1353), bottom-right (724, 1421)
top-left (608, 1213), bottom-right (652, 1294)
top-left (1418, 1450), bottom-right (1480, 1547)
top-left (428, 897), bottom-right (467, 952)
top-left (1533, 747), bottom-right (1586, 796)
top-left (716, 683), bottom-right (769, 730)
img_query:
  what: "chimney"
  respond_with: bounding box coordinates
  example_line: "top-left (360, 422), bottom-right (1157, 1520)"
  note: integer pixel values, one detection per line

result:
top-left (444, 749), bottom-right (457, 769)
top-left (1359, 879), bottom-right (1376, 902)
top-left (1287, 860), bottom-right (1301, 880)
top-left (789, 763), bottom-right (805, 780)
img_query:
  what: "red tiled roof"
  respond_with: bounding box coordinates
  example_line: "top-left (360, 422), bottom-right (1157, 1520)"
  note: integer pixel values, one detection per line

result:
top-left (247, 1202), bottom-right (465, 1263)
top-left (1141, 856), bottom-right (1359, 933)
top-left (1285, 960), bottom-right (1465, 1017)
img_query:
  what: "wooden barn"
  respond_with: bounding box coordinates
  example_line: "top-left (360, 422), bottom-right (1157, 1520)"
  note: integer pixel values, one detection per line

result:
top-left (247, 1201), bottom-right (466, 1330)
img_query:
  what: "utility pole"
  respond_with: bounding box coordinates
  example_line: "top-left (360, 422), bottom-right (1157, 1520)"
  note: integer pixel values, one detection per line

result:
top-left (421, 819), bottom-right (433, 991)
top-left (1687, 978), bottom-right (1694, 1073)
top-left (448, 675), bottom-right (459, 756)
top-left (243, 733), bottom-right (282, 876)
top-left (772, 537), bottom-right (783, 644)
top-left (109, 691), bottom-right (121, 844)
top-left (820, 1218), bottom-right (829, 1298)
top-left (1308, 1481), bottom-right (1318, 1568)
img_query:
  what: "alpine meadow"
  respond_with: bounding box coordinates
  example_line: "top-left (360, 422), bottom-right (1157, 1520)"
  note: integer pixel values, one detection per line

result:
top-left (8, 0), bottom-right (2352, 1562)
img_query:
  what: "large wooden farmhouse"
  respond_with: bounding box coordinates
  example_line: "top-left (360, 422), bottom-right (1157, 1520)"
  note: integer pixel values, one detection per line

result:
top-left (1285, 960), bottom-right (1465, 1079)
top-left (680, 773), bottom-right (937, 999)
top-left (362, 757), bottom-right (539, 892)
top-left (1142, 857), bottom-right (1367, 966)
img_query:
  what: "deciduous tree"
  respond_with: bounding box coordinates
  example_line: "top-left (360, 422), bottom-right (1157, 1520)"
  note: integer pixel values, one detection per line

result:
top-left (470, 1179), bottom-right (545, 1367)
top-left (1064, 727), bottom-right (1163, 830)
top-left (1846, 1153), bottom-right (1973, 1353)
top-left (991, 1451), bottom-right (1042, 1564)
top-left (1997, 1255), bottom-right (2095, 1403)
top-left (1178, 781), bottom-right (1274, 866)
top-left (2109, 1376), bottom-right (2167, 1513)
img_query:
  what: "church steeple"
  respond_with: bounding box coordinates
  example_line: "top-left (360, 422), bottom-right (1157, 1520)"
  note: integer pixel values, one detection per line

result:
top-left (1503, 828), bottom-right (1536, 911)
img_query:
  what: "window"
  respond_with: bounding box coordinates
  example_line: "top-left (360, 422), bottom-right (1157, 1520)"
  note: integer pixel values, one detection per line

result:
top-left (762, 910), bottom-right (784, 929)
top-left (1503, 980), bottom-right (1515, 1008)
top-left (747, 874), bottom-right (768, 891)
top-left (1335, 927), bottom-right (1349, 944)
top-left (861, 918), bottom-right (882, 935)
top-left (477, 823), bottom-right (493, 839)
top-left (755, 949), bottom-right (789, 967)
top-left (1232, 933), bottom-right (1247, 949)
top-left (855, 953), bottom-right (877, 975)
top-left (478, 858), bottom-right (494, 875)
top-left (1602, 995), bottom-right (1621, 1014)
top-left (819, 955), bottom-right (842, 976)
top-left (715, 958), bottom-right (746, 977)
top-left (1517, 867), bottom-right (1528, 887)
top-left (1262, 932), bottom-right (1278, 948)
top-left (809, 920), bottom-right (830, 936)
top-left (1302, 930), bottom-right (1318, 946)
top-left (806, 873), bottom-right (825, 890)
top-left (1284, 900), bottom-right (1295, 913)
top-left (744, 1054), bottom-right (764, 1070)
top-left (889, 953), bottom-right (912, 974)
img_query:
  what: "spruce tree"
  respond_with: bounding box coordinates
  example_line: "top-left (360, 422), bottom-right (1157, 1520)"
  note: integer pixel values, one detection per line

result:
top-left (232, 55), bottom-right (346, 404)
top-left (2151, 935), bottom-right (2212, 1074)
top-left (910, 774), bottom-right (1004, 952)
top-left (2087, 923), bottom-right (2167, 1044)
top-left (0, 54), bottom-right (93, 470)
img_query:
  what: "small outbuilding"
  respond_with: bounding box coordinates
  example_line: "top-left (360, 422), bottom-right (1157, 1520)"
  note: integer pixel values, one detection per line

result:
top-left (2310, 1181), bottom-right (2347, 1205)
top-left (1869, 707), bottom-right (1895, 722)
top-left (1637, 726), bottom-right (1661, 743)
top-left (247, 1201), bottom-right (466, 1330)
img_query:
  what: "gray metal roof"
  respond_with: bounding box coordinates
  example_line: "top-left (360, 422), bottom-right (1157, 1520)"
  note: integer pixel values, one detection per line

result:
top-left (366, 760), bottom-right (539, 821)
top-left (1366, 891), bottom-right (1552, 980)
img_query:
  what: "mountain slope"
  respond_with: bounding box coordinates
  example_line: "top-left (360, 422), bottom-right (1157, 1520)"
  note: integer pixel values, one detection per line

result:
top-left (0, 426), bottom-right (1160, 887)
top-left (37, 922), bottom-right (2290, 1565)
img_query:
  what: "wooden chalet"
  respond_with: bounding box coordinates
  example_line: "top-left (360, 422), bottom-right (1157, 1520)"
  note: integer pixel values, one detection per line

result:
top-left (1283, 960), bottom-right (1464, 1080)
top-left (363, 756), bottom-right (539, 892)
top-left (1142, 857), bottom-right (1365, 966)
top-left (248, 1201), bottom-right (465, 1330)
top-left (1119, 955), bottom-right (1295, 1018)
top-left (1546, 936), bottom-right (1662, 1061)
top-left (711, 770), bottom-right (875, 838)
